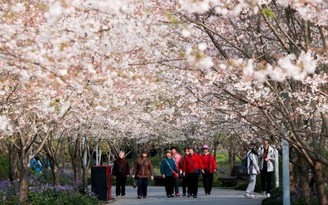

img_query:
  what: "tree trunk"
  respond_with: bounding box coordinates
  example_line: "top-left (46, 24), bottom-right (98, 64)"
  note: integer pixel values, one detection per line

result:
top-left (300, 159), bottom-right (311, 205)
top-left (8, 143), bottom-right (19, 183)
top-left (228, 151), bottom-right (235, 172)
top-left (82, 167), bottom-right (88, 193)
top-left (313, 162), bottom-right (328, 205)
top-left (18, 151), bottom-right (30, 204)
top-left (69, 136), bottom-right (81, 182)
top-left (49, 156), bottom-right (60, 186)
top-left (72, 160), bottom-right (81, 182)
top-left (289, 162), bottom-right (297, 193)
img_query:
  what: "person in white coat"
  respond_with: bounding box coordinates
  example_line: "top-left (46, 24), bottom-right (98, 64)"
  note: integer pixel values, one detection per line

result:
top-left (258, 137), bottom-right (276, 198)
top-left (245, 143), bottom-right (260, 198)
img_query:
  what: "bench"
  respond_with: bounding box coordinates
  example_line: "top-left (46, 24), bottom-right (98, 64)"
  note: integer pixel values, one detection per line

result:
top-left (218, 165), bottom-right (247, 186)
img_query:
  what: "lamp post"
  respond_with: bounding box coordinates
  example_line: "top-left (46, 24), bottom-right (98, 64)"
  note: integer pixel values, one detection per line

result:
top-left (282, 139), bottom-right (290, 205)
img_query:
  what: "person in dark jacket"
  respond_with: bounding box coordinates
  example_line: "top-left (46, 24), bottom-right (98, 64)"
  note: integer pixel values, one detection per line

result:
top-left (132, 149), bottom-right (154, 199)
top-left (161, 150), bottom-right (178, 198)
top-left (113, 151), bottom-right (130, 196)
top-left (182, 147), bottom-right (203, 198)
top-left (200, 144), bottom-right (217, 195)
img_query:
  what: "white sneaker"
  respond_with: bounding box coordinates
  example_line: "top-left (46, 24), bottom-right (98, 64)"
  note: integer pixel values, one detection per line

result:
top-left (245, 193), bottom-right (250, 197)
top-left (267, 193), bottom-right (271, 198)
top-left (249, 194), bottom-right (256, 198)
top-left (261, 192), bottom-right (266, 198)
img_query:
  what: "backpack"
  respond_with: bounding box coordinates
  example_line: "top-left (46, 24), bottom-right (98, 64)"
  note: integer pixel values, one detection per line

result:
top-left (239, 153), bottom-right (251, 175)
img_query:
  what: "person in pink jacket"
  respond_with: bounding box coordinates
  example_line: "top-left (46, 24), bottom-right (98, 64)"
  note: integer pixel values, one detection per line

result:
top-left (171, 146), bottom-right (182, 197)
top-left (200, 145), bottom-right (217, 195)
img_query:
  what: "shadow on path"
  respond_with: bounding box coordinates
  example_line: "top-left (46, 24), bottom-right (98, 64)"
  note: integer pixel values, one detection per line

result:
top-left (109, 186), bottom-right (263, 205)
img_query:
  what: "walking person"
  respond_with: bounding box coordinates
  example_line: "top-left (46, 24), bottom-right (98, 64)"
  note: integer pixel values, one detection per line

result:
top-left (132, 149), bottom-right (154, 199)
top-left (171, 146), bottom-right (182, 197)
top-left (181, 148), bottom-right (189, 196)
top-left (200, 145), bottom-right (217, 195)
top-left (161, 150), bottom-right (178, 198)
top-left (258, 137), bottom-right (276, 198)
top-left (245, 143), bottom-right (260, 198)
top-left (113, 151), bottom-right (130, 197)
top-left (182, 147), bottom-right (203, 198)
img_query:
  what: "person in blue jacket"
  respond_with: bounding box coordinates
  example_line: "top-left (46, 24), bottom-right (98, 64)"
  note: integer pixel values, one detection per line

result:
top-left (161, 150), bottom-right (178, 198)
top-left (30, 156), bottom-right (43, 174)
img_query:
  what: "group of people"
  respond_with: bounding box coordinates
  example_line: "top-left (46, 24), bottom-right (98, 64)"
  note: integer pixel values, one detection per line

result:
top-left (160, 145), bottom-right (217, 198)
top-left (112, 145), bottom-right (217, 199)
top-left (245, 138), bottom-right (276, 198)
top-left (112, 138), bottom-right (276, 199)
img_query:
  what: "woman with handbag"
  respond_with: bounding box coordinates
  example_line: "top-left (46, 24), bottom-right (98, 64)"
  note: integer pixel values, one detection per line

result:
top-left (200, 145), bottom-right (217, 195)
top-left (160, 150), bottom-right (179, 198)
top-left (132, 149), bottom-right (154, 199)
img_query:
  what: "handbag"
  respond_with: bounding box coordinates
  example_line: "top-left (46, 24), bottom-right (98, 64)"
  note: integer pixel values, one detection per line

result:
top-left (172, 171), bottom-right (179, 179)
top-left (165, 159), bottom-right (178, 179)
top-left (131, 179), bottom-right (137, 188)
top-left (194, 169), bottom-right (201, 175)
top-left (188, 155), bottom-right (201, 175)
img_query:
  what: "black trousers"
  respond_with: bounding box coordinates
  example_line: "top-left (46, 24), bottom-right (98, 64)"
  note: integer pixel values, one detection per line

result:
top-left (137, 177), bottom-right (148, 197)
top-left (115, 175), bottom-right (127, 196)
top-left (173, 176), bottom-right (180, 194)
top-left (164, 176), bottom-right (174, 196)
top-left (182, 175), bottom-right (188, 194)
top-left (187, 173), bottom-right (199, 196)
top-left (261, 170), bottom-right (272, 194)
top-left (202, 173), bottom-right (213, 194)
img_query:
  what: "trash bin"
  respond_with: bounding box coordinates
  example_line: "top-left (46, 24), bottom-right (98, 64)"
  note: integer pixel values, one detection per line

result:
top-left (91, 165), bottom-right (111, 201)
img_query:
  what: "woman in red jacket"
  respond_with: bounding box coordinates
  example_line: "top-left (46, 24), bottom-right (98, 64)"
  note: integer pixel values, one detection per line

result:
top-left (200, 145), bottom-right (217, 195)
top-left (182, 147), bottom-right (203, 198)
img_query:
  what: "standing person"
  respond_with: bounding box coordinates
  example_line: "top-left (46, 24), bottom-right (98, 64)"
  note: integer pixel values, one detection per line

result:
top-left (258, 137), bottom-right (276, 198)
top-left (132, 149), bottom-right (154, 199)
top-left (171, 146), bottom-right (182, 197)
top-left (30, 156), bottom-right (43, 174)
top-left (245, 143), bottom-right (260, 198)
top-left (113, 151), bottom-right (130, 197)
top-left (161, 150), bottom-right (178, 198)
top-left (182, 147), bottom-right (203, 198)
top-left (181, 148), bottom-right (189, 196)
top-left (200, 145), bottom-right (217, 195)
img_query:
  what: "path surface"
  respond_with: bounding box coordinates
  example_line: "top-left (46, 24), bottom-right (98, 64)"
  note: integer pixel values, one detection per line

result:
top-left (109, 186), bottom-right (263, 205)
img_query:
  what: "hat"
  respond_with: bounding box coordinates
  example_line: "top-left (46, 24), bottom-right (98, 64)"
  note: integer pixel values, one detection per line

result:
top-left (202, 144), bottom-right (209, 149)
top-left (263, 136), bottom-right (270, 141)
top-left (165, 150), bottom-right (172, 154)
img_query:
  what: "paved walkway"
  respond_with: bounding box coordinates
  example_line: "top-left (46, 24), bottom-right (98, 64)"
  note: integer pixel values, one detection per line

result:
top-left (109, 186), bottom-right (263, 205)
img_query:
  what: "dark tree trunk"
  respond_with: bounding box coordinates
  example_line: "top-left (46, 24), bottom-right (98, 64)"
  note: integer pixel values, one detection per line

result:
top-left (228, 151), bottom-right (235, 172)
top-left (313, 162), bottom-right (328, 205)
top-left (72, 159), bottom-right (81, 182)
top-left (290, 162), bottom-right (297, 193)
top-left (48, 156), bottom-right (60, 186)
top-left (8, 143), bottom-right (19, 183)
top-left (82, 167), bottom-right (88, 193)
top-left (69, 137), bottom-right (81, 182)
top-left (18, 151), bottom-right (30, 204)
top-left (299, 158), bottom-right (311, 205)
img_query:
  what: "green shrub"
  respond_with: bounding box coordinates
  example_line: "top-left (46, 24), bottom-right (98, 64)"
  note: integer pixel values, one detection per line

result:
top-left (27, 189), bottom-right (99, 205)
